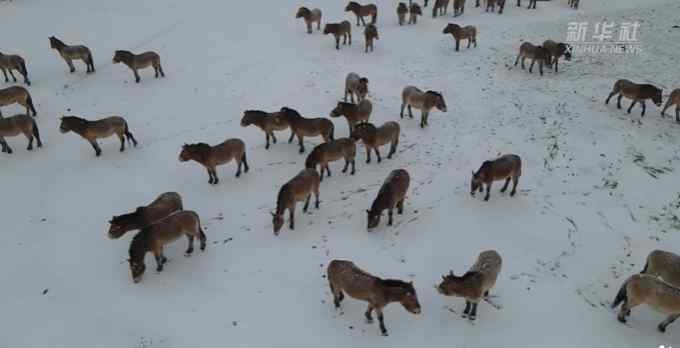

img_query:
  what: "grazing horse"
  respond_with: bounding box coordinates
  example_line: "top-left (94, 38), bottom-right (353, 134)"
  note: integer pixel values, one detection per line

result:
top-left (49, 36), bottom-right (95, 73)
top-left (661, 89), bottom-right (680, 122)
top-left (432, 0), bottom-right (450, 17)
top-left (350, 122), bottom-right (400, 163)
top-left (112, 50), bottom-right (164, 83)
top-left (127, 210), bottom-right (206, 283)
top-left (364, 24), bottom-right (379, 53)
top-left (514, 42), bottom-right (551, 76)
top-left (0, 114), bottom-right (41, 154)
top-left (295, 7), bottom-right (322, 34)
top-left (641, 250), bottom-right (680, 288)
top-left (443, 23), bottom-right (477, 51)
top-left (437, 250), bottom-right (502, 321)
top-left (178, 139), bottom-right (249, 185)
top-left (108, 192), bottom-right (184, 239)
top-left (453, 0), bottom-right (466, 16)
top-left (345, 2), bottom-right (378, 26)
top-left (409, 2), bottom-right (423, 24)
top-left (470, 154), bottom-right (522, 201)
top-left (0, 86), bottom-right (36, 117)
top-left (612, 274), bottom-right (680, 333)
top-left (59, 115), bottom-right (137, 157)
top-left (324, 21), bottom-right (352, 50)
top-left (278, 107), bottom-right (334, 153)
top-left (367, 169), bottom-right (410, 229)
top-left (397, 2), bottom-right (408, 25)
top-left (605, 79), bottom-right (663, 117)
top-left (240, 110), bottom-right (291, 149)
top-left (271, 168), bottom-right (320, 235)
top-left (305, 138), bottom-right (357, 181)
top-left (0, 52), bottom-right (30, 86)
top-left (345, 73), bottom-right (369, 103)
top-left (542, 40), bottom-right (572, 72)
top-left (330, 100), bottom-right (372, 134)
top-left (327, 259), bottom-right (421, 336)
top-left (400, 86), bottom-right (447, 128)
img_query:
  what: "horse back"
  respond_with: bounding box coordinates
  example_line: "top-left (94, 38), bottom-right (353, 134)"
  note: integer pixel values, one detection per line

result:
top-left (328, 260), bottom-right (379, 300)
top-left (645, 250), bottom-right (680, 288)
top-left (149, 210), bottom-right (201, 243)
top-left (212, 138), bottom-right (245, 164)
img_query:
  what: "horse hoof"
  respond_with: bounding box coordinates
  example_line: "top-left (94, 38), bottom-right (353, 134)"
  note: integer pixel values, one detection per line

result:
top-left (658, 324), bottom-right (666, 333)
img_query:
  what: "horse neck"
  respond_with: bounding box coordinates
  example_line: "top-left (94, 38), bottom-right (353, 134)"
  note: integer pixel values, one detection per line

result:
top-left (276, 186), bottom-right (293, 214)
top-left (52, 39), bottom-right (67, 51)
top-left (129, 231), bottom-right (151, 262)
top-left (359, 127), bottom-right (377, 144)
top-left (67, 119), bottom-right (89, 135)
top-left (379, 281), bottom-right (408, 303)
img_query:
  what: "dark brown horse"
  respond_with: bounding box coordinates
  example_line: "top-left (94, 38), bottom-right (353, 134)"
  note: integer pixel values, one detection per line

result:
top-left (112, 50), bottom-right (164, 83)
top-left (324, 21), bottom-right (352, 50)
top-left (367, 169), bottom-right (410, 229)
top-left (59, 115), bottom-right (137, 156)
top-left (542, 40), bottom-right (572, 72)
top-left (278, 107), bottom-right (334, 153)
top-left (178, 139), bottom-right (249, 185)
top-left (471, 154), bottom-right (522, 201)
top-left (605, 79), bottom-right (663, 117)
top-left (0, 113), bottom-right (41, 154)
top-left (364, 24), bottom-right (379, 53)
top-left (397, 2), bottom-right (408, 25)
top-left (272, 169), bottom-right (320, 235)
top-left (432, 0), bottom-right (450, 17)
top-left (108, 192), bottom-right (183, 239)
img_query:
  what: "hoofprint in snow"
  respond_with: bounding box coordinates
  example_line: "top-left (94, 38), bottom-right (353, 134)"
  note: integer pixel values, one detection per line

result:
top-left (1, 0), bottom-right (679, 347)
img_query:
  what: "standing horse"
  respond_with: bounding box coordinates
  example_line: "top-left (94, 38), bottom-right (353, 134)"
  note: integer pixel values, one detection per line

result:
top-left (240, 110), bottom-right (290, 149)
top-left (612, 274), bottom-right (680, 333)
top-left (514, 42), bottom-right (551, 76)
top-left (49, 36), bottom-right (95, 73)
top-left (305, 138), bottom-right (357, 181)
top-left (278, 107), bottom-right (334, 153)
top-left (59, 115), bottom-right (137, 156)
top-left (0, 114), bottom-right (41, 154)
top-left (295, 7), bottom-right (322, 34)
top-left (397, 2), bottom-right (408, 25)
top-left (443, 23), bottom-right (477, 51)
top-left (271, 168), bottom-right (320, 235)
top-left (640, 250), bottom-right (680, 288)
top-left (470, 154), bottom-right (522, 201)
top-left (330, 100), bottom-right (372, 134)
top-left (345, 73), bottom-right (369, 103)
top-left (432, 0), bottom-right (450, 18)
top-left (112, 50), bottom-right (164, 83)
top-left (178, 139), bottom-right (249, 185)
top-left (324, 21), bottom-right (352, 50)
top-left (108, 192), bottom-right (184, 239)
top-left (367, 169), bottom-right (410, 229)
top-left (568, 0), bottom-right (579, 9)
top-left (350, 122), bottom-right (400, 163)
top-left (0, 52), bottom-right (30, 86)
top-left (400, 86), bottom-right (447, 128)
top-left (364, 24), bottom-right (379, 53)
top-left (453, 0), bottom-right (466, 16)
top-left (661, 88), bottom-right (680, 122)
top-left (409, 2), bottom-right (423, 24)
top-left (605, 79), bottom-right (663, 117)
top-left (542, 40), bottom-right (572, 72)
top-left (345, 2), bottom-right (378, 26)
top-left (0, 86), bottom-right (36, 117)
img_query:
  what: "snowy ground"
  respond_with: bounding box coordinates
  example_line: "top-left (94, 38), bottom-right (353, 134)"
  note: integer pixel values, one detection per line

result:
top-left (1, 0), bottom-right (680, 347)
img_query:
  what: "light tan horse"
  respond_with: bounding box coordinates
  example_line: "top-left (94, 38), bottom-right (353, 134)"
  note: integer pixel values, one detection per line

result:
top-left (605, 79), bottom-right (663, 117)
top-left (400, 86), bottom-right (447, 128)
top-left (612, 274), bottom-right (680, 332)
top-left (178, 139), bottom-right (249, 185)
top-left (240, 110), bottom-right (291, 149)
top-left (0, 86), bottom-right (36, 117)
top-left (661, 89), bottom-right (680, 122)
top-left (345, 1), bottom-right (378, 26)
top-left (0, 52), bottom-right (30, 86)
top-left (327, 259), bottom-right (421, 336)
top-left (437, 250), bottom-right (502, 321)
top-left (641, 250), bottom-right (680, 288)
top-left (470, 154), bottom-right (522, 201)
top-left (367, 169), bottom-right (410, 229)
top-left (271, 168), bottom-right (320, 235)
top-left (0, 114), bottom-right (42, 154)
top-left (350, 122), bottom-right (400, 163)
top-left (514, 42), bottom-right (551, 76)
top-left (330, 100), bottom-right (372, 134)
top-left (49, 36), bottom-right (95, 73)
top-left (112, 50), bottom-right (164, 83)
top-left (295, 7), bottom-right (322, 34)
top-left (278, 107), bottom-right (334, 153)
top-left (108, 192), bottom-right (184, 239)
top-left (324, 21), bottom-right (352, 50)
top-left (127, 210), bottom-right (206, 283)
top-left (345, 73), bottom-right (369, 103)
top-left (59, 115), bottom-right (138, 157)
top-left (305, 138), bottom-right (357, 181)
top-left (443, 23), bottom-right (477, 52)
top-left (364, 24), bottom-right (379, 53)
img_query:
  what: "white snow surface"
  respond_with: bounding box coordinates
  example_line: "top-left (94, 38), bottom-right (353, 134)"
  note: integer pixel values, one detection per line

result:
top-left (1, 0), bottom-right (680, 347)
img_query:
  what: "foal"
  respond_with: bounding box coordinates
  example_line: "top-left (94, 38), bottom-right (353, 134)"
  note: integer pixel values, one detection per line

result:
top-left (514, 42), bottom-right (551, 76)
top-left (470, 154), bottom-right (522, 201)
top-left (178, 139), bottom-right (249, 185)
top-left (49, 36), bottom-right (95, 73)
top-left (345, 73), bottom-right (369, 103)
top-left (605, 79), bottom-right (663, 117)
top-left (367, 169), bottom-right (410, 229)
top-left (0, 114), bottom-right (42, 154)
top-left (127, 210), bottom-right (206, 283)
top-left (542, 40), bottom-right (572, 72)
top-left (324, 21), bottom-right (352, 50)
top-left (240, 110), bottom-right (290, 149)
top-left (612, 274), bottom-right (680, 333)
top-left (0, 86), bottom-right (36, 117)
top-left (409, 2), bottom-right (423, 24)
top-left (327, 259), bottom-right (421, 336)
top-left (661, 89), bottom-right (680, 122)
top-left (330, 99), bottom-right (372, 134)
top-left (278, 107), bottom-right (334, 153)
top-left (112, 50), bottom-right (164, 83)
top-left (350, 122), bottom-right (400, 163)
top-left (364, 24), bottom-right (379, 53)
top-left (345, 2), bottom-right (378, 26)
top-left (443, 23), bottom-right (477, 52)
top-left (305, 138), bottom-right (357, 181)
top-left (271, 168), bottom-right (320, 235)
top-left (437, 250), bottom-right (503, 321)
top-left (108, 192), bottom-right (184, 239)
top-left (59, 115), bottom-right (137, 157)
top-left (0, 52), bottom-right (30, 86)
top-left (295, 7), bottom-right (322, 34)
top-left (400, 86), bottom-right (447, 128)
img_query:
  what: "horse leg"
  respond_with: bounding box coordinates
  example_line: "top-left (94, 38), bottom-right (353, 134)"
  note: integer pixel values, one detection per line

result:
top-left (387, 208), bottom-right (394, 226)
top-left (676, 105), bottom-right (679, 123)
top-left (627, 100), bottom-right (637, 114)
top-left (467, 38), bottom-right (472, 49)
top-left (289, 207), bottom-right (295, 230)
top-left (154, 66), bottom-right (159, 78)
top-left (133, 69), bottom-right (140, 83)
top-left (500, 177), bottom-right (511, 193)
top-left (640, 100), bottom-right (646, 117)
top-left (455, 39), bottom-right (460, 52)
top-left (0, 137), bottom-right (11, 154)
top-left (154, 247), bottom-right (164, 272)
top-left (554, 58), bottom-right (559, 73)
top-left (538, 60), bottom-right (543, 76)
top-left (335, 36), bottom-right (340, 50)
top-left (511, 175), bottom-right (519, 196)
top-left (376, 308), bottom-right (388, 336)
top-left (388, 138), bottom-right (398, 159)
top-left (469, 303), bottom-right (478, 321)
top-left (23, 131), bottom-right (33, 151)
top-left (462, 301), bottom-right (471, 317)
top-left (397, 199), bottom-right (404, 214)
top-left (351, 159), bottom-right (356, 175)
top-left (206, 168), bottom-right (214, 184)
top-left (366, 146), bottom-right (372, 163)
top-left (514, 54), bottom-right (521, 67)
top-left (212, 168), bottom-right (220, 185)
top-left (117, 133), bottom-right (125, 152)
top-left (365, 305), bottom-right (374, 323)
top-left (605, 91), bottom-right (617, 104)
top-left (265, 133), bottom-right (270, 149)
top-left (8, 69), bottom-right (16, 82)
top-left (661, 99), bottom-right (672, 117)
top-left (67, 59), bottom-right (75, 73)
top-left (658, 314), bottom-right (680, 333)
top-left (271, 132), bottom-right (278, 144)
top-left (314, 186), bottom-right (320, 209)
top-left (89, 140), bottom-right (101, 157)
top-left (303, 193), bottom-right (311, 212)
top-left (236, 157), bottom-right (243, 177)
top-left (408, 105), bottom-right (413, 118)
top-left (342, 158), bottom-right (349, 173)
top-left (158, 63), bottom-right (165, 77)
top-left (375, 148), bottom-right (382, 163)
top-left (528, 59), bottom-right (535, 73)
top-left (1, 68), bottom-right (8, 82)
top-left (484, 182), bottom-right (492, 201)
top-left (185, 234), bottom-right (195, 256)
top-left (297, 134), bottom-right (305, 153)
top-left (617, 95), bottom-right (623, 109)
top-left (400, 103), bottom-right (405, 118)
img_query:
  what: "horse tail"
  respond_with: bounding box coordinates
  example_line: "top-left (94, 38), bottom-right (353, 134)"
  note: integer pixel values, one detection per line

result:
top-left (123, 120), bottom-right (137, 146)
top-left (611, 279), bottom-right (629, 309)
top-left (32, 118), bottom-right (41, 144)
top-left (197, 214), bottom-right (207, 250)
top-left (19, 60), bottom-right (28, 77)
top-left (328, 122), bottom-right (335, 142)
top-left (26, 93), bottom-right (37, 116)
top-left (87, 51), bottom-right (95, 71)
top-left (641, 258), bottom-right (649, 274)
top-left (372, 8), bottom-right (378, 24)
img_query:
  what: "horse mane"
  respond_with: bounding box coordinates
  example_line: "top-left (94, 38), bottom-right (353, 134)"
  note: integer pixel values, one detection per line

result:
top-left (476, 160), bottom-right (493, 175)
top-left (129, 229), bottom-right (151, 261)
top-left (110, 209), bottom-right (143, 226)
top-left (114, 50), bottom-right (134, 61)
top-left (381, 278), bottom-right (415, 293)
top-left (426, 90), bottom-right (442, 98)
top-left (61, 116), bottom-right (89, 133)
top-left (280, 107), bottom-right (302, 122)
top-left (49, 36), bottom-right (66, 48)
top-left (297, 6), bottom-right (311, 16)
top-left (305, 146), bottom-right (323, 169)
top-left (354, 122), bottom-right (377, 133)
top-left (244, 109), bottom-right (268, 115)
top-left (444, 271), bottom-right (479, 282)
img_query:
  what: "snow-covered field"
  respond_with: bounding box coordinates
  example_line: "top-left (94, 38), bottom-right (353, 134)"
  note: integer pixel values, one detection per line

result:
top-left (1, 0), bottom-right (680, 347)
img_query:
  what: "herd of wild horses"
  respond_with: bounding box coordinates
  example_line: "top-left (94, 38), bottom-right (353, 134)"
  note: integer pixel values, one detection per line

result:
top-left (2, 0), bottom-right (680, 337)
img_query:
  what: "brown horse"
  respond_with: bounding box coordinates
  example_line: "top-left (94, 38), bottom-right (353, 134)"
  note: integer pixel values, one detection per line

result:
top-left (108, 192), bottom-right (183, 239)
top-left (432, 0), bottom-right (450, 17)
top-left (278, 107), bottom-right (334, 153)
top-left (112, 50), bottom-right (164, 83)
top-left (568, 0), bottom-right (579, 9)
top-left (661, 89), bottom-right (680, 122)
top-left (350, 122), bottom-right (400, 163)
top-left (295, 7), bottom-right (322, 34)
top-left (471, 154), bottom-right (522, 201)
top-left (345, 73), bottom-right (369, 103)
top-left (0, 86), bottom-right (36, 117)
top-left (271, 168), bottom-right (320, 235)
top-left (330, 99), bottom-right (372, 134)
top-left (453, 0), bottom-right (466, 16)
top-left (305, 138), bottom-right (356, 181)
top-left (178, 139), bottom-right (249, 185)
top-left (514, 42), bottom-right (551, 76)
top-left (605, 79), bottom-right (663, 117)
top-left (485, 0), bottom-right (506, 13)
top-left (517, 0), bottom-right (536, 9)
top-left (437, 250), bottom-right (502, 321)
top-left (409, 2), bottom-right (423, 24)
top-left (0, 52), bottom-right (30, 86)
top-left (542, 40), bottom-right (572, 72)
top-left (367, 169), bottom-right (410, 229)
top-left (364, 24), bottom-right (379, 53)
top-left (0, 114), bottom-right (41, 154)
top-left (49, 36), bottom-right (95, 73)
top-left (327, 259), bottom-right (421, 336)
top-left (240, 110), bottom-right (291, 149)
top-left (397, 2), bottom-right (408, 25)
top-left (443, 23), bottom-right (477, 51)
top-left (345, 2), bottom-right (378, 26)
top-left (612, 274), bottom-right (680, 332)
top-left (127, 210), bottom-right (206, 283)
top-left (324, 21), bottom-right (352, 50)
top-left (400, 86), bottom-right (447, 128)
top-left (641, 250), bottom-right (680, 288)
top-left (59, 115), bottom-right (137, 157)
